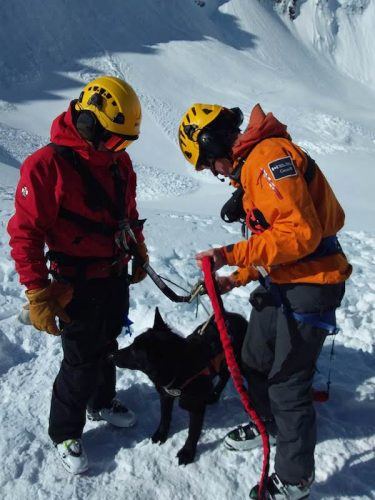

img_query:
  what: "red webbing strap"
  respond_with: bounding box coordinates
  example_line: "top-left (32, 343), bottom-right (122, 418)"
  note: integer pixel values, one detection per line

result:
top-left (201, 257), bottom-right (270, 500)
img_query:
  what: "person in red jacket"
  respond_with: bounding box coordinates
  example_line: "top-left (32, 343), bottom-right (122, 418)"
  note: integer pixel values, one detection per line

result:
top-left (8, 76), bottom-right (148, 474)
top-left (178, 103), bottom-right (351, 499)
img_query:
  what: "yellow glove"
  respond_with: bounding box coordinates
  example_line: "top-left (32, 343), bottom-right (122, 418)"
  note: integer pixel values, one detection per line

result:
top-left (130, 241), bottom-right (149, 284)
top-left (26, 281), bottom-right (73, 335)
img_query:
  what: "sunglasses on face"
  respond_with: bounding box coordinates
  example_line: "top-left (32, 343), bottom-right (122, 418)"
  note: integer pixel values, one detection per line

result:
top-left (195, 128), bottom-right (237, 171)
top-left (102, 133), bottom-right (134, 152)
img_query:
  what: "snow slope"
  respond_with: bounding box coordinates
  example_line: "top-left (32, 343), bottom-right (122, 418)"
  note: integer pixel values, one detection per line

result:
top-left (292, 0), bottom-right (375, 88)
top-left (0, 1), bottom-right (374, 499)
top-left (1, 0), bottom-right (375, 225)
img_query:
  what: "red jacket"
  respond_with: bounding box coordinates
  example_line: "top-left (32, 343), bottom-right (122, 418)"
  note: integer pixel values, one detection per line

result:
top-left (7, 103), bottom-right (144, 290)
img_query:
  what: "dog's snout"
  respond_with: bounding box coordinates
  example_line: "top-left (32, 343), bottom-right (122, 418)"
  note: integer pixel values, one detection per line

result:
top-left (112, 346), bottom-right (139, 370)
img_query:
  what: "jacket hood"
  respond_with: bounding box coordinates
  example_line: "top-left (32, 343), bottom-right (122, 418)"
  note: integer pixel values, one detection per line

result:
top-left (232, 104), bottom-right (290, 160)
top-left (50, 101), bottom-right (119, 165)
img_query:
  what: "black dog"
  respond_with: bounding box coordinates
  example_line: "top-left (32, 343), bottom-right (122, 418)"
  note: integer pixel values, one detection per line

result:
top-left (110, 308), bottom-right (247, 465)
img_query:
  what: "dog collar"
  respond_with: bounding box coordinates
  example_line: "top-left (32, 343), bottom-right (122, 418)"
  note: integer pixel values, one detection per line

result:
top-left (162, 365), bottom-right (212, 398)
top-left (163, 387), bottom-right (182, 397)
top-left (162, 377), bottom-right (182, 397)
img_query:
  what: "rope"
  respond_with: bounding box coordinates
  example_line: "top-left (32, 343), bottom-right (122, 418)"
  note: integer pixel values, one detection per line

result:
top-left (201, 256), bottom-right (270, 500)
top-left (158, 275), bottom-right (191, 294)
top-left (158, 275), bottom-right (212, 319)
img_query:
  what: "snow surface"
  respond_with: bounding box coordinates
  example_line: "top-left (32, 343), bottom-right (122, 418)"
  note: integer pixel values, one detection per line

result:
top-left (0, 1), bottom-right (374, 499)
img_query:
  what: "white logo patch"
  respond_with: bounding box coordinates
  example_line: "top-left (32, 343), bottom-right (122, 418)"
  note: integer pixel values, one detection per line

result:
top-left (21, 186), bottom-right (29, 198)
top-left (268, 156), bottom-right (297, 181)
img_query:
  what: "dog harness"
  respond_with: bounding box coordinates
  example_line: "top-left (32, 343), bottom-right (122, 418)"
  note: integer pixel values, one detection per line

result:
top-left (162, 351), bottom-right (225, 397)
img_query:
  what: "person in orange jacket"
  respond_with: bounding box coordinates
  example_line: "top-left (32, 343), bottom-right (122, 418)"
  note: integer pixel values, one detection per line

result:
top-left (178, 103), bottom-right (351, 499)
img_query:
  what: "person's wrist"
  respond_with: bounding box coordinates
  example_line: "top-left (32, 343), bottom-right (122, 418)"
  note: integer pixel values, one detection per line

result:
top-left (214, 247), bottom-right (227, 270)
top-left (219, 247), bottom-right (229, 262)
top-left (217, 247), bottom-right (227, 261)
top-left (26, 286), bottom-right (50, 300)
top-left (25, 279), bottom-right (50, 292)
top-left (215, 274), bottom-right (234, 294)
top-left (220, 245), bottom-right (236, 266)
top-left (229, 273), bottom-right (241, 287)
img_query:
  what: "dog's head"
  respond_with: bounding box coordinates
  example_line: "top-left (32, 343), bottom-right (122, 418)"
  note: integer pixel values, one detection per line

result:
top-left (110, 308), bottom-right (186, 387)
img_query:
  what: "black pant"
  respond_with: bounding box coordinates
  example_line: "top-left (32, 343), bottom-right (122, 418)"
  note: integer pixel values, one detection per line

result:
top-left (49, 276), bottom-right (129, 444)
top-left (242, 282), bottom-right (345, 484)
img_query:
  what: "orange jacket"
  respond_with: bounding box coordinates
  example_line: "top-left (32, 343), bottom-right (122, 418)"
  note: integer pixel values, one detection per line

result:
top-left (223, 105), bottom-right (352, 286)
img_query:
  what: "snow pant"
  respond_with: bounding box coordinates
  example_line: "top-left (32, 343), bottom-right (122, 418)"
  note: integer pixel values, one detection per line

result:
top-left (48, 276), bottom-right (129, 444)
top-left (241, 282), bottom-right (345, 484)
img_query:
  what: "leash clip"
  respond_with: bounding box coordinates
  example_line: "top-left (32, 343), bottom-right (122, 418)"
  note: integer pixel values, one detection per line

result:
top-left (189, 281), bottom-right (207, 303)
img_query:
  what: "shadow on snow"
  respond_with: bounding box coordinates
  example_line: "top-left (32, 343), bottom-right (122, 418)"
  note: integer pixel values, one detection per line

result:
top-left (0, 0), bottom-right (257, 103)
top-left (82, 341), bottom-right (373, 498)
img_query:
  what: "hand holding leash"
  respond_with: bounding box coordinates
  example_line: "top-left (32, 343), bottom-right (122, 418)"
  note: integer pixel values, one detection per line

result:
top-left (215, 274), bottom-right (237, 295)
top-left (195, 248), bottom-right (227, 272)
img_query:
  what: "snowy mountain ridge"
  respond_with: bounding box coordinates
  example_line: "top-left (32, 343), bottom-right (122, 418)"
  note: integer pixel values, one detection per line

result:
top-left (1, 0), bottom-right (375, 93)
top-left (271, 0), bottom-right (371, 19)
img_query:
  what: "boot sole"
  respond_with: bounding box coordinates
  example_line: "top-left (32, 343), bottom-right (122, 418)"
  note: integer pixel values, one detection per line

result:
top-left (250, 487), bottom-right (309, 499)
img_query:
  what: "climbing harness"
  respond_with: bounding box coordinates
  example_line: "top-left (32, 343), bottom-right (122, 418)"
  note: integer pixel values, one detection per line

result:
top-left (45, 144), bottom-right (207, 303)
top-left (256, 265), bottom-right (340, 402)
top-left (256, 266), bottom-right (340, 335)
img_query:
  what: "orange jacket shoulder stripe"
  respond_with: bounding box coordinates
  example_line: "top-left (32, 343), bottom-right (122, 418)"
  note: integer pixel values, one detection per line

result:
top-left (223, 137), bottom-right (352, 285)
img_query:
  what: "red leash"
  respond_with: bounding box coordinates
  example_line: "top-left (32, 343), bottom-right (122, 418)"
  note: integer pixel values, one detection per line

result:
top-left (201, 256), bottom-right (270, 500)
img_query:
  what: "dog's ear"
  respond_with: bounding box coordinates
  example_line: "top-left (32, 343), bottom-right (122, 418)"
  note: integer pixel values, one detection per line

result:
top-left (153, 307), bottom-right (168, 330)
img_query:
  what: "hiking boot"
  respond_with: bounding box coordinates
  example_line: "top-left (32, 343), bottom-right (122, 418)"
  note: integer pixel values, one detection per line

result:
top-left (55, 438), bottom-right (88, 475)
top-left (87, 399), bottom-right (137, 428)
top-left (249, 472), bottom-right (313, 499)
top-left (224, 422), bottom-right (276, 451)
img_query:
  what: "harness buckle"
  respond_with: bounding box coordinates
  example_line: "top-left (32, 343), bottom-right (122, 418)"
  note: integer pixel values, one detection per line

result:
top-left (163, 387), bottom-right (182, 398)
top-left (189, 281), bottom-right (207, 303)
top-left (115, 219), bottom-right (138, 252)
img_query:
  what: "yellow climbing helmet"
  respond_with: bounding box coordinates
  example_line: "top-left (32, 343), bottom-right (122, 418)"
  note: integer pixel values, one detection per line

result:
top-left (178, 103), bottom-right (243, 169)
top-left (178, 104), bottom-right (223, 168)
top-left (75, 75), bottom-right (141, 139)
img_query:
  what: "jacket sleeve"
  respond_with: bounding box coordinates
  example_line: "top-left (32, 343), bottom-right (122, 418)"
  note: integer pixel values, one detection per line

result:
top-left (7, 154), bottom-right (61, 289)
top-left (230, 266), bottom-right (259, 287)
top-left (222, 146), bottom-right (323, 269)
top-left (124, 157), bottom-right (144, 244)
